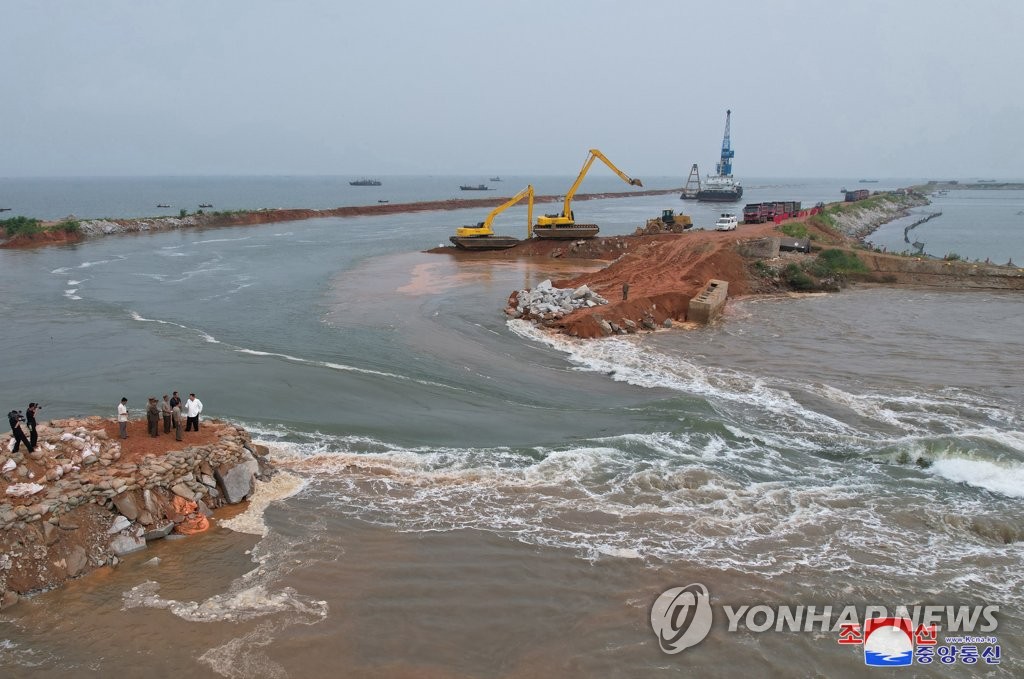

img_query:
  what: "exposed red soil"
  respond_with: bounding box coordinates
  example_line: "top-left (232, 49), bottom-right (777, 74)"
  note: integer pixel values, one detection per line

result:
top-left (213, 187), bottom-right (680, 224)
top-left (432, 221), bottom-right (781, 338)
top-left (98, 418), bottom-right (224, 464)
top-left (1, 229), bottom-right (84, 248)
top-left (551, 225), bottom-right (776, 337)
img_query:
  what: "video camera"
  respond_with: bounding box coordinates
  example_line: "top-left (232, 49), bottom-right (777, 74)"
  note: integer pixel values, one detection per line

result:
top-left (8, 410), bottom-right (25, 425)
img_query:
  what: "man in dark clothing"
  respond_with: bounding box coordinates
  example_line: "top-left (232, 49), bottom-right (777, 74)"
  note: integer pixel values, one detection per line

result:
top-left (169, 391), bottom-right (181, 410)
top-left (8, 410), bottom-right (33, 453)
top-left (25, 403), bottom-right (40, 449)
top-left (146, 398), bottom-right (160, 438)
top-left (161, 395), bottom-right (172, 434)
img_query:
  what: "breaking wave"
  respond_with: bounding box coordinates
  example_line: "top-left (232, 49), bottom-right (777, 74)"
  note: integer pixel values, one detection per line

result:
top-left (241, 419), bottom-right (1024, 610)
top-left (220, 471), bottom-right (306, 537)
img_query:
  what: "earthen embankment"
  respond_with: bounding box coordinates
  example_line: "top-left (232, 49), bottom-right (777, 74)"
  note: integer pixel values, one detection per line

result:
top-left (0, 417), bottom-right (272, 607)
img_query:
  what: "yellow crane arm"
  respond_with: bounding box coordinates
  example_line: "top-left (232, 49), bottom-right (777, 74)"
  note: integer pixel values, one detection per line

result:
top-left (559, 149), bottom-right (643, 218)
top-left (482, 184), bottom-right (534, 234)
top-left (454, 185), bottom-right (534, 238)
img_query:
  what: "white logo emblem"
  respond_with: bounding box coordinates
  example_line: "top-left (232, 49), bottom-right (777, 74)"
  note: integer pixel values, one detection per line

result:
top-left (651, 583), bottom-right (713, 654)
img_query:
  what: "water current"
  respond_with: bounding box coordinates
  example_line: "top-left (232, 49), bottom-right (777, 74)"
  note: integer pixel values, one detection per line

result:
top-left (0, 176), bottom-right (1021, 677)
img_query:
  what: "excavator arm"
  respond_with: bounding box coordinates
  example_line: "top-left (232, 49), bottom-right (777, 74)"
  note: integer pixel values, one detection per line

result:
top-left (455, 185), bottom-right (534, 238)
top-left (537, 149), bottom-right (642, 227)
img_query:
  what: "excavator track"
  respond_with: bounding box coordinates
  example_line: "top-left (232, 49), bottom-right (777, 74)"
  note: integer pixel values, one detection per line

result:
top-left (449, 235), bottom-right (520, 250)
top-left (532, 224), bottom-right (600, 240)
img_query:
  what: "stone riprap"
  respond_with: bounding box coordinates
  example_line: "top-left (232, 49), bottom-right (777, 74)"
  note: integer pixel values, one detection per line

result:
top-left (0, 417), bottom-right (272, 608)
top-left (506, 279), bottom-right (608, 321)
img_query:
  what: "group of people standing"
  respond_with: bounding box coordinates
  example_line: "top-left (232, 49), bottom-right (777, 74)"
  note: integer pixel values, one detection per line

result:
top-left (118, 391), bottom-right (203, 442)
top-left (6, 402), bottom-right (41, 453)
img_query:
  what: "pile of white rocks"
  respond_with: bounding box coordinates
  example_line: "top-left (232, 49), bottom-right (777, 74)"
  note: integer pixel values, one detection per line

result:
top-left (78, 215), bottom-right (199, 237)
top-left (506, 279), bottom-right (608, 321)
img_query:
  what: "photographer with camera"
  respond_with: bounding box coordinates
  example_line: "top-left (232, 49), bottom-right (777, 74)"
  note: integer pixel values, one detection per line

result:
top-left (26, 402), bottom-right (40, 449)
top-left (7, 409), bottom-right (33, 454)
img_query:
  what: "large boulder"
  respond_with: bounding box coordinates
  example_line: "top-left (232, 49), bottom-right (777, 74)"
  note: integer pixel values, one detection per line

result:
top-left (214, 450), bottom-right (259, 504)
top-left (112, 492), bottom-right (139, 521)
top-left (109, 534), bottom-right (146, 556)
top-left (66, 545), bottom-right (88, 577)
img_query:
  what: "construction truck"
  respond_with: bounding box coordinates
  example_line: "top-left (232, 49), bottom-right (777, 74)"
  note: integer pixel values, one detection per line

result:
top-left (637, 209), bottom-right (693, 235)
top-left (533, 149), bottom-right (642, 239)
top-left (449, 185), bottom-right (534, 250)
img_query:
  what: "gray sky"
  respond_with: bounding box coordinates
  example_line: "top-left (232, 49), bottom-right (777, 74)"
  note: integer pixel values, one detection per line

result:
top-left (3, 0), bottom-right (1022, 178)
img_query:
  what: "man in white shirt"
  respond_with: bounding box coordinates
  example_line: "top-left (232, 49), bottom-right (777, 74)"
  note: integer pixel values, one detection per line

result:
top-left (185, 393), bottom-right (204, 432)
top-left (117, 397), bottom-right (129, 439)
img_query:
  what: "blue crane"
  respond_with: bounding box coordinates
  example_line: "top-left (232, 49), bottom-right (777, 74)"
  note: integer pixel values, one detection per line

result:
top-left (715, 109), bottom-right (735, 178)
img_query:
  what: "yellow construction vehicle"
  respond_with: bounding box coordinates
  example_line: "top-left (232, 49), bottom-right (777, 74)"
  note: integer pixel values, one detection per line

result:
top-left (638, 209), bottom-right (693, 234)
top-left (449, 184), bottom-right (534, 250)
top-left (533, 149), bottom-right (643, 239)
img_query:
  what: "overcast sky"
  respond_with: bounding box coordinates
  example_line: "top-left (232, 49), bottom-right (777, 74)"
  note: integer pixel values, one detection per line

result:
top-left (3, 0), bottom-right (1022, 178)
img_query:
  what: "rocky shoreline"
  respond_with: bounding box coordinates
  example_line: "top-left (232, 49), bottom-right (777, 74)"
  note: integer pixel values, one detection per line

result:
top-left (0, 417), bottom-right (272, 609)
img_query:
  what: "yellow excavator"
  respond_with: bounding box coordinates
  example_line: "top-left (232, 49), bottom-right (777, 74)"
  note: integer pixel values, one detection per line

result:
top-left (533, 149), bottom-right (643, 239)
top-left (449, 184), bottom-right (534, 250)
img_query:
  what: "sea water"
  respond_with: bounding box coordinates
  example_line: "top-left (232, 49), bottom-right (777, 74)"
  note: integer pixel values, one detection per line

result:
top-left (0, 177), bottom-right (1022, 677)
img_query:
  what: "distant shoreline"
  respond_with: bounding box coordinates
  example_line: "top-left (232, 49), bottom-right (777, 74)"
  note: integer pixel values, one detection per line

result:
top-left (0, 188), bottom-right (681, 249)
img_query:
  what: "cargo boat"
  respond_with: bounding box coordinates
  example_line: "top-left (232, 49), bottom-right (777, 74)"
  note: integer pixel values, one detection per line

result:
top-left (697, 175), bottom-right (743, 202)
top-left (695, 110), bottom-right (742, 202)
top-left (460, 184), bottom-right (490, 191)
top-left (350, 178), bottom-right (382, 186)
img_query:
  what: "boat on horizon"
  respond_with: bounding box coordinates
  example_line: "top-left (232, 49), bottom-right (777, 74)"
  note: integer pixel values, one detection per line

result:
top-left (156, 204), bottom-right (171, 208)
top-left (350, 178), bottom-right (382, 186)
top-left (198, 203), bottom-right (213, 208)
top-left (859, 179), bottom-right (879, 183)
top-left (489, 176), bottom-right (502, 182)
top-left (460, 184), bottom-right (490, 191)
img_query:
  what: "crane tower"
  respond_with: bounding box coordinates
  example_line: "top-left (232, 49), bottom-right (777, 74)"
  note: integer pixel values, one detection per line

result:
top-left (715, 109), bottom-right (735, 178)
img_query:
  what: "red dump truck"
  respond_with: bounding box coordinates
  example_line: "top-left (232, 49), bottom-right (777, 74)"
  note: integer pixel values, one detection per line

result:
top-left (743, 201), bottom-right (803, 223)
top-left (743, 203), bottom-right (772, 223)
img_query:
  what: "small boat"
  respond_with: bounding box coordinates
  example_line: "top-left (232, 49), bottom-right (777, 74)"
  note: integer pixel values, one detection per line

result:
top-left (714, 213), bottom-right (738, 231)
top-left (489, 176), bottom-right (502, 182)
top-left (350, 178), bottom-right (382, 186)
top-left (460, 184), bottom-right (490, 191)
top-left (156, 204), bottom-right (171, 208)
top-left (858, 179), bottom-right (879, 183)
top-left (378, 200), bottom-right (389, 204)
top-left (199, 203), bottom-right (213, 208)
top-left (0, 207), bottom-right (11, 212)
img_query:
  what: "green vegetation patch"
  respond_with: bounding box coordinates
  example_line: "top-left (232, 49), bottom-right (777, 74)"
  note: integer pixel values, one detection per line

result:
top-left (781, 263), bottom-right (816, 290)
top-left (780, 222), bottom-right (809, 239)
top-left (56, 219), bottom-right (80, 234)
top-left (1, 216), bottom-right (43, 237)
top-left (811, 249), bottom-right (869, 276)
